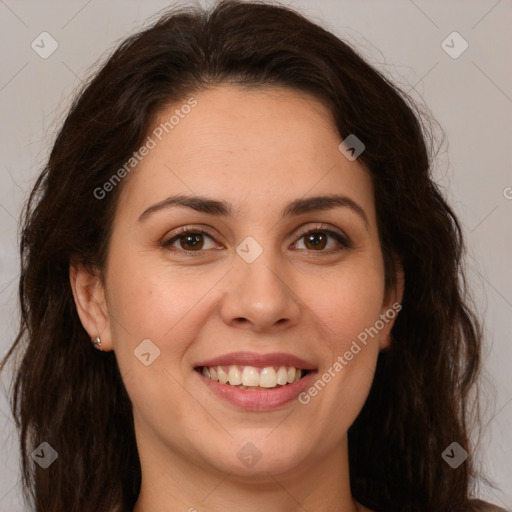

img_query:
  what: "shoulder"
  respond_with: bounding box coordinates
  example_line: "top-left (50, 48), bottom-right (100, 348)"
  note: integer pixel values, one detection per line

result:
top-left (358, 500), bottom-right (509, 512)
top-left (356, 500), bottom-right (508, 512)
top-left (471, 499), bottom-right (510, 512)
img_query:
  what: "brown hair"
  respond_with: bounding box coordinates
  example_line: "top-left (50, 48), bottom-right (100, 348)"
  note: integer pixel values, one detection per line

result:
top-left (1, 1), bottom-right (485, 511)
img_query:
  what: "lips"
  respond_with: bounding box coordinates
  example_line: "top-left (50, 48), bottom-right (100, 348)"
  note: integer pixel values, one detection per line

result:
top-left (194, 351), bottom-right (317, 371)
top-left (194, 351), bottom-right (318, 410)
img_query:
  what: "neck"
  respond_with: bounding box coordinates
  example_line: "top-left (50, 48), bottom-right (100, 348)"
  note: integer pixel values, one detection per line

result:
top-left (132, 428), bottom-right (362, 512)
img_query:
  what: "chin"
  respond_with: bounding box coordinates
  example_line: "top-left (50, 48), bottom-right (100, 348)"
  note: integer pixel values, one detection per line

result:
top-left (201, 436), bottom-right (310, 480)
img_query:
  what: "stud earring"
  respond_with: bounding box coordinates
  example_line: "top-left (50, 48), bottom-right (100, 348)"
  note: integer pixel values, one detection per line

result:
top-left (91, 336), bottom-right (103, 351)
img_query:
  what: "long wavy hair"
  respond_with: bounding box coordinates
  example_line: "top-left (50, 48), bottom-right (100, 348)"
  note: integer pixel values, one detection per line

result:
top-left (1, 1), bottom-right (485, 511)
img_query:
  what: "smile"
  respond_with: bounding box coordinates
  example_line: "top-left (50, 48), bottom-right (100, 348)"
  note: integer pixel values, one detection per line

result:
top-left (198, 365), bottom-right (309, 390)
top-left (194, 351), bottom-right (318, 410)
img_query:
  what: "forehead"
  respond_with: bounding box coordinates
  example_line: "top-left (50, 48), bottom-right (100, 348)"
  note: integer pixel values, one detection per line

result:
top-left (115, 85), bottom-right (375, 223)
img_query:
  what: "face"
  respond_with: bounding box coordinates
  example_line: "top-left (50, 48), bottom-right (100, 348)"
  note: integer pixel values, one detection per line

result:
top-left (72, 85), bottom-right (402, 481)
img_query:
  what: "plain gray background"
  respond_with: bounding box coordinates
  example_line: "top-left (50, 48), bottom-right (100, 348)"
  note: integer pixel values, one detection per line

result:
top-left (0, 0), bottom-right (511, 510)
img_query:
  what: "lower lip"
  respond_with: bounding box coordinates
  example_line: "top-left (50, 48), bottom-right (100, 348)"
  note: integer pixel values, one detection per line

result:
top-left (196, 369), bottom-right (317, 411)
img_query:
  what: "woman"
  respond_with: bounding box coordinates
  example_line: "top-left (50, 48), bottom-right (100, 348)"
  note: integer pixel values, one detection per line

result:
top-left (0, 1), bottom-right (506, 511)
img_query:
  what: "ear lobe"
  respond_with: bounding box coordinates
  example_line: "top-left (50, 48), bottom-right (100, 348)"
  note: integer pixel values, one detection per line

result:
top-left (69, 263), bottom-right (113, 350)
top-left (379, 257), bottom-right (404, 351)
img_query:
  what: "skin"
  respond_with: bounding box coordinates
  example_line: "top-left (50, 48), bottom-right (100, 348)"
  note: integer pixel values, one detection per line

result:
top-left (70, 85), bottom-right (403, 512)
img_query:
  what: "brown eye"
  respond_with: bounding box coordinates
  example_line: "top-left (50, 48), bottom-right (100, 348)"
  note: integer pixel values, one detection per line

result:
top-left (303, 232), bottom-right (328, 250)
top-left (162, 229), bottom-right (217, 252)
top-left (293, 226), bottom-right (351, 253)
top-left (177, 233), bottom-right (205, 250)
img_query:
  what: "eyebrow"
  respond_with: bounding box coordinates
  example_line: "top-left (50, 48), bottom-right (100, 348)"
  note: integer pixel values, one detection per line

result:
top-left (137, 193), bottom-right (369, 227)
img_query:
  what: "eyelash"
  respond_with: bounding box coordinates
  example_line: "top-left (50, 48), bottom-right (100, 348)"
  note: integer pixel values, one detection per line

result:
top-left (160, 224), bottom-right (352, 257)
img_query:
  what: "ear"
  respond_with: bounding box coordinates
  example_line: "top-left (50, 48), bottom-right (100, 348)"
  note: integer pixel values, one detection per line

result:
top-left (69, 262), bottom-right (113, 351)
top-left (379, 257), bottom-right (404, 351)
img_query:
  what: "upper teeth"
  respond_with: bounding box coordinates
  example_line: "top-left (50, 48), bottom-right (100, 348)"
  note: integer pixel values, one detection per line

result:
top-left (201, 365), bottom-right (303, 388)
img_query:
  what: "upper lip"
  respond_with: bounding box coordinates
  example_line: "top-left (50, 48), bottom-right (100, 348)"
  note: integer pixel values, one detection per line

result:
top-left (195, 351), bottom-right (317, 370)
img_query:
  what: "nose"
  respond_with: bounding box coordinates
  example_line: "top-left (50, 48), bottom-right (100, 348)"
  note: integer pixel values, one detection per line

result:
top-left (219, 249), bottom-right (301, 333)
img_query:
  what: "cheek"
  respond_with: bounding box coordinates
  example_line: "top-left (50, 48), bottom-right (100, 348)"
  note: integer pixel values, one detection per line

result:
top-left (105, 251), bottom-right (232, 383)
top-left (305, 260), bottom-right (385, 349)
top-left (104, 259), bottom-right (218, 440)
top-left (106, 251), bottom-right (213, 340)
top-left (296, 260), bottom-right (384, 418)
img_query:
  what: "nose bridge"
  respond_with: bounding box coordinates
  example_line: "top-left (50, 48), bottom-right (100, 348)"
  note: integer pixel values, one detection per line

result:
top-left (237, 238), bottom-right (289, 305)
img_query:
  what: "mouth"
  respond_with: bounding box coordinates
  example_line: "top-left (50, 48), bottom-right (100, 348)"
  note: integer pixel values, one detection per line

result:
top-left (193, 351), bottom-right (318, 410)
top-left (194, 365), bottom-right (311, 391)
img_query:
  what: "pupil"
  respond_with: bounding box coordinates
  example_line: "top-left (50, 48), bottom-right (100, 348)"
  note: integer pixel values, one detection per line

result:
top-left (182, 234), bottom-right (203, 250)
top-left (306, 233), bottom-right (326, 250)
